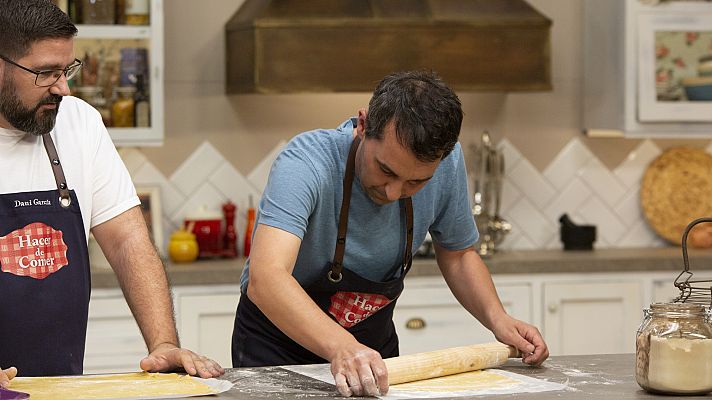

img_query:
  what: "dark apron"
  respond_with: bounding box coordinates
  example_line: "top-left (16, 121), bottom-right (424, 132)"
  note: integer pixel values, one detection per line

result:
top-left (0, 134), bottom-right (90, 376)
top-left (232, 136), bottom-right (414, 367)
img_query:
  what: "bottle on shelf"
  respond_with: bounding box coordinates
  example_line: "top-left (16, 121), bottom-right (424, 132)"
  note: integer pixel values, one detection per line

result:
top-left (112, 86), bottom-right (136, 128)
top-left (68, 0), bottom-right (82, 23)
top-left (243, 195), bottom-right (256, 258)
top-left (114, 0), bottom-right (126, 24)
top-left (124, 0), bottom-right (149, 25)
top-left (133, 74), bottom-right (150, 127)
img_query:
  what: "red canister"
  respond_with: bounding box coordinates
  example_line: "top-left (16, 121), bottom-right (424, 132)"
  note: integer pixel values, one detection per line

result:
top-left (184, 206), bottom-right (223, 258)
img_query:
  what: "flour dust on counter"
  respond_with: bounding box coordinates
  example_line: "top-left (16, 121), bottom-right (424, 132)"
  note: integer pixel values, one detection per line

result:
top-left (282, 364), bottom-right (567, 399)
top-left (222, 367), bottom-right (337, 398)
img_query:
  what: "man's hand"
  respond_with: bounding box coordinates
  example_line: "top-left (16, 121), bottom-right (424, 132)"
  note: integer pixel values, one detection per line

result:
top-left (490, 315), bottom-right (549, 365)
top-left (329, 342), bottom-right (388, 397)
top-left (0, 367), bottom-right (16, 388)
top-left (139, 343), bottom-right (224, 378)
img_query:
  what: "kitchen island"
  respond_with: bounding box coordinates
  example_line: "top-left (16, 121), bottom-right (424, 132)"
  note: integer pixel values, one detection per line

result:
top-left (196, 354), bottom-right (711, 399)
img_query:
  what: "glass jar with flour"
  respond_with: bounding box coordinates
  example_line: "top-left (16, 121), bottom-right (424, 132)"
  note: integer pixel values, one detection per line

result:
top-left (635, 302), bottom-right (712, 395)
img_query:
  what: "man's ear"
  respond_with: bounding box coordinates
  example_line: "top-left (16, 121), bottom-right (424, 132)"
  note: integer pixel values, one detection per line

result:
top-left (356, 108), bottom-right (367, 139)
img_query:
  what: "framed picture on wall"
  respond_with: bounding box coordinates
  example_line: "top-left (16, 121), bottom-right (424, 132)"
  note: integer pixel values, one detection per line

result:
top-left (637, 11), bottom-right (712, 122)
top-left (136, 185), bottom-right (164, 257)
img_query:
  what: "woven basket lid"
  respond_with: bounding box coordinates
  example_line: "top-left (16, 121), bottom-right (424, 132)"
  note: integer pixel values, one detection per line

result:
top-left (641, 147), bottom-right (712, 244)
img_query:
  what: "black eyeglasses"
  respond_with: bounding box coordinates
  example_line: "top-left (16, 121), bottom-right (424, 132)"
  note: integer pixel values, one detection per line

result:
top-left (0, 54), bottom-right (82, 87)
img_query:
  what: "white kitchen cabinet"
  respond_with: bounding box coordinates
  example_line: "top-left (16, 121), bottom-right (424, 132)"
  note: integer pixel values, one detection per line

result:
top-left (393, 276), bottom-right (532, 355)
top-left (174, 286), bottom-right (241, 368)
top-left (84, 289), bottom-right (146, 374)
top-left (74, 0), bottom-right (164, 146)
top-left (543, 281), bottom-right (643, 356)
top-left (583, 0), bottom-right (712, 138)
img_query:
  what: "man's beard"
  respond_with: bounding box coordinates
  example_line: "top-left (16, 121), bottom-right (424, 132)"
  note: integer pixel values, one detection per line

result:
top-left (0, 76), bottom-right (62, 136)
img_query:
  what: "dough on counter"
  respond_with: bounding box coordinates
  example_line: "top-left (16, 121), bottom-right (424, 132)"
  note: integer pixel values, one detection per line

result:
top-left (9, 372), bottom-right (216, 400)
top-left (391, 370), bottom-right (520, 392)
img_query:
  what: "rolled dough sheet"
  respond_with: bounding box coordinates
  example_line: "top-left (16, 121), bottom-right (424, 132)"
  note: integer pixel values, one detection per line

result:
top-left (283, 364), bottom-right (567, 399)
top-left (8, 372), bottom-right (233, 400)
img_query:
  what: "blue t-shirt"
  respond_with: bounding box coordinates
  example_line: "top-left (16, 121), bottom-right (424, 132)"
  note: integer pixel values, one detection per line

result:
top-left (240, 118), bottom-right (478, 291)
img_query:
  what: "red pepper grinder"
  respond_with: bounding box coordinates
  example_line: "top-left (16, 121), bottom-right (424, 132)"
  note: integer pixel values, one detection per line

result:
top-left (222, 201), bottom-right (238, 258)
top-left (243, 195), bottom-right (256, 258)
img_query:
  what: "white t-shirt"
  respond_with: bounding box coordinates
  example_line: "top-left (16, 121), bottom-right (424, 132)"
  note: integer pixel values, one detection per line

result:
top-left (0, 96), bottom-right (139, 242)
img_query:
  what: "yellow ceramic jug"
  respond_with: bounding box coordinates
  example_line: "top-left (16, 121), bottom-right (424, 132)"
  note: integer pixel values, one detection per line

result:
top-left (168, 229), bottom-right (199, 263)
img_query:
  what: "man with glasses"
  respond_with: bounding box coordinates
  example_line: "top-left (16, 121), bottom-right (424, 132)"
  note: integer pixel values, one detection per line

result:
top-left (0, 0), bottom-right (223, 385)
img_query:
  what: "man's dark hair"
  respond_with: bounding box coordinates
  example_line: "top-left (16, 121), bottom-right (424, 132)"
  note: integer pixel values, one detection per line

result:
top-left (365, 70), bottom-right (463, 162)
top-left (0, 0), bottom-right (77, 60)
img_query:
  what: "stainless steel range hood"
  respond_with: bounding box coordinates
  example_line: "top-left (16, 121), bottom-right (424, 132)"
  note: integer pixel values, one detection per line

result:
top-left (226, 0), bottom-right (552, 93)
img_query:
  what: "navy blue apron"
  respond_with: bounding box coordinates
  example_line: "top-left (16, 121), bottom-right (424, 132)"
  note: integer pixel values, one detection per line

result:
top-left (232, 136), bottom-right (414, 367)
top-left (0, 134), bottom-right (90, 376)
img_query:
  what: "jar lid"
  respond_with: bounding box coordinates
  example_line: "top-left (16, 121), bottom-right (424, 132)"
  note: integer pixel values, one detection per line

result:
top-left (184, 205), bottom-right (222, 220)
top-left (115, 86), bottom-right (137, 95)
top-left (650, 302), bottom-right (707, 316)
top-left (171, 229), bottom-right (196, 240)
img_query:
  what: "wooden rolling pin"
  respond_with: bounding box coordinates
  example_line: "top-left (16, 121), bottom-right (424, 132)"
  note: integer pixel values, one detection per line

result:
top-left (384, 342), bottom-right (520, 385)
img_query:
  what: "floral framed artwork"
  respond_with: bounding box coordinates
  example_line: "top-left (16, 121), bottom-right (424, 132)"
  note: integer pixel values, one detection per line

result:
top-left (136, 185), bottom-right (164, 257)
top-left (637, 11), bottom-right (712, 122)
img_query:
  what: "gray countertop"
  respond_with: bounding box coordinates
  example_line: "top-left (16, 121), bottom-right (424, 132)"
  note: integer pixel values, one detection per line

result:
top-left (90, 247), bottom-right (712, 289)
top-left (205, 354), bottom-right (712, 399)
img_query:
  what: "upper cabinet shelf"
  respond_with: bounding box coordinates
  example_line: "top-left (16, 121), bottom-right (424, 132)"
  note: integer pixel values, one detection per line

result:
top-left (583, 0), bottom-right (712, 138)
top-left (77, 25), bottom-right (151, 40)
top-left (70, 0), bottom-right (164, 147)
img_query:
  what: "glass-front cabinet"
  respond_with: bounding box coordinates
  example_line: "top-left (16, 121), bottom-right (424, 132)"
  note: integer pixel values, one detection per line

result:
top-left (584, 0), bottom-right (712, 138)
top-left (54, 0), bottom-right (163, 146)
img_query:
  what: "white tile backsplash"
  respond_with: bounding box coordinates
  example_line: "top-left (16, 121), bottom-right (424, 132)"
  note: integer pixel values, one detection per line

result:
top-left (132, 161), bottom-right (186, 217)
top-left (578, 197), bottom-right (627, 245)
top-left (121, 137), bottom-right (679, 253)
top-left (169, 182), bottom-right (227, 227)
top-left (170, 142), bottom-right (225, 197)
top-left (543, 179), bottom-right (593, 223)
top-left (614, 140), bottom-right (661, 188)
top-left (507, 198), bottom-right (557, 247)
top-left (579, 157), bottom-right (627, 207)
top-left (543, 138), bottom-right (593, 191)
top-left (613, 188), bottom-right (643, 228)
top-left (508, 159), bottom-right (557, 209)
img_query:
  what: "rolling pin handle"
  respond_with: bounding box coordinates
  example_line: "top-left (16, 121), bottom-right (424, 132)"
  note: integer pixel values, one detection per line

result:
top-left (508, 345), bottom-right (522, 358)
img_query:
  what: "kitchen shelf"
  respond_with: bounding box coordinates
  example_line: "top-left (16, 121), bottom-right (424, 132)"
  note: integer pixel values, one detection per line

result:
top-left (73, 0), bottom-right (164, 146)
top-left (77, 25), bottom-right (151, 40)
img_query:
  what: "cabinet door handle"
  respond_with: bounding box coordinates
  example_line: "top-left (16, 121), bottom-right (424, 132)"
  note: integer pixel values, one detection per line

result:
top-left (548, 303), bottom-right (558, 313)
top-left (405, 317), bottom-right (427, 330)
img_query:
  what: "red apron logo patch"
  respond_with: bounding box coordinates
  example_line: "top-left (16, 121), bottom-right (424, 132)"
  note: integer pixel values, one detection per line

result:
top-left (0, 222), bottom-right (69, 279)
top-left (329, 292), bottom-right (393, 328)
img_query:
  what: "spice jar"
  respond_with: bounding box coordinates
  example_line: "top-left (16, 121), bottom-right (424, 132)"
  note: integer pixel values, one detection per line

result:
top-left (112, 86), bottom-right (136, 127)
top-left (124, 0), bottom-right (149, 25)
top-left (168, 229), bottom-right (199, 263)
top-left (636, 303), bottom-right (712, 395)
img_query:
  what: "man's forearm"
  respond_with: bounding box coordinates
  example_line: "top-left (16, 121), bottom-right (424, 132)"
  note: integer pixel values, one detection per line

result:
top-left (436, 246), bottom-right (507, 330)
top-left (248, 269), bottom-right (356, 361)
top-left (93, 207), bottom-right (179, 352)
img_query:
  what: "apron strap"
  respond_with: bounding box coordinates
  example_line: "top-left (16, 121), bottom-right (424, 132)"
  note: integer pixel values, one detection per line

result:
top-left (328, 136), bottom-right (414, 282)
top-left (328, 136), bottom-right (359, 283)
top-left (402, 197), bottom-right (414, 275)
top-left (42, 134), bottom-right (72, 208)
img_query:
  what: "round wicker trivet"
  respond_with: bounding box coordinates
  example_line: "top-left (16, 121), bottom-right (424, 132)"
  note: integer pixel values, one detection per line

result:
top-left (641, 147), bottom-right (712, 244)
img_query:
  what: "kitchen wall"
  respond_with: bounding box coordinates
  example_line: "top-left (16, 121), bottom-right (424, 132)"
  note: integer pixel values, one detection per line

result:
top-left (121, 0), bottom-right (712, 254)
